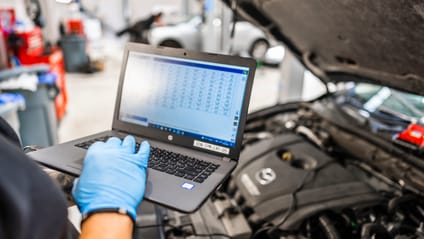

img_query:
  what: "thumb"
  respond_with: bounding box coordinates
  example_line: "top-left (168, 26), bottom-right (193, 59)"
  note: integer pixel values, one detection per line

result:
top-left (71, 178), bottom-right (80, 200)
top-left (136, 141), bottom-right (150, 168)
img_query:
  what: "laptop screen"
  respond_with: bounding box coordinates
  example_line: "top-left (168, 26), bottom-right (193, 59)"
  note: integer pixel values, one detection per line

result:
top-left (118, 51), bottom-right (250, 154)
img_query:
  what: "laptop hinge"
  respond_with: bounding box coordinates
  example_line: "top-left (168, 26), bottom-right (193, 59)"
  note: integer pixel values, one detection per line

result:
top-left (222, 157), bottom-right (231, 162)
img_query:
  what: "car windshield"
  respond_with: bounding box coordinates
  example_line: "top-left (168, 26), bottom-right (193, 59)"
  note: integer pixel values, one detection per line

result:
top-left (349, 83), bottom-right (424, 122)
top-left (186, 16), bottom-right (202, 26)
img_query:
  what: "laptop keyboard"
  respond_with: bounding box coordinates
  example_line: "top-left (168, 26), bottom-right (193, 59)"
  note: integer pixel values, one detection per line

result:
top-left (75, 136), bottom-right (220, 183)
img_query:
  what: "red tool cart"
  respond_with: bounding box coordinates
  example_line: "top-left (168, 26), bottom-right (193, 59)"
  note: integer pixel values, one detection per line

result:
top-left (1, 7), bottom-right (68, 121)
top-left (18, 45), bottom-right (68, 121)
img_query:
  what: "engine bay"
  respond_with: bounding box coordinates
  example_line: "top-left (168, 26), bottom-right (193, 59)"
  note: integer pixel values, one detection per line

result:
top-left (137, 100), bottom-right (424, 239)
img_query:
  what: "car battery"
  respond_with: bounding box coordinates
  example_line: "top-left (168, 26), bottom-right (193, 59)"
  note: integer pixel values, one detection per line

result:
top-left (394, 123), bottom-right (424, 153)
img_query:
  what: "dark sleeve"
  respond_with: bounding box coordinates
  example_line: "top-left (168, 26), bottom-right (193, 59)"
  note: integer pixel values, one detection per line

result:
top-left (0, 117), bottom-right (21, 147)
top-left (0, 130), bottom-right (68, 238)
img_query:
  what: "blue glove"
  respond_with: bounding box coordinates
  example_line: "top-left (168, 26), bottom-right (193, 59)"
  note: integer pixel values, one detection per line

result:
top-left (72, 136), bottom-right (150, 221)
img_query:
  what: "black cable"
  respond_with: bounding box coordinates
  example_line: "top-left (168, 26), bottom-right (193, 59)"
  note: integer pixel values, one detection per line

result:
top-left (182, 222), bottom-right (233, 238)
top-left (266, 160), bottom-right (335, 237)
top-left (250, 225), bottom-right (273, 239)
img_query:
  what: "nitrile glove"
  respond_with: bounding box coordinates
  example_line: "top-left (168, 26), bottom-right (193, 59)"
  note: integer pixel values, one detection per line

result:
top-left (72, 136), bottom-right (150, 221)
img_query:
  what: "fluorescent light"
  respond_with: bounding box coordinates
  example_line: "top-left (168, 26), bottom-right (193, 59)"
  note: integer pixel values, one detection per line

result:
top-left (56, 0), bottom-right (73, 4)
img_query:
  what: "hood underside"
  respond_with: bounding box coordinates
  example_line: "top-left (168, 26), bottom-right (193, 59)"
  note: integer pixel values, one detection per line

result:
top-left (227, 0), bottom-right (424, 95)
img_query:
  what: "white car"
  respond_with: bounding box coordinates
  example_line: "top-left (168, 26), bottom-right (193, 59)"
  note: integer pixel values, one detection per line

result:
top-left (148, 16), bottom-right (271, 60)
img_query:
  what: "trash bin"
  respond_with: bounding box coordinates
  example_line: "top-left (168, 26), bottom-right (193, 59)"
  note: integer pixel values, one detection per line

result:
top-left (0, 93), bottom-right (25, 137)
top-left (60, 34), bottom-right (89, 72)
top-left (2, 72), bottom-right (60, 147)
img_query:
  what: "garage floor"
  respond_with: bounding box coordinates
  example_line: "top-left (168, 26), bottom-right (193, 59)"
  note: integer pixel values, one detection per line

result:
top-left (58, 38), bottom-right (281, 143)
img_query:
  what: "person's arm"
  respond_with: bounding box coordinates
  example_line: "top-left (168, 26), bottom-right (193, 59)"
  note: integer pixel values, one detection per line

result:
top-left (80, 212), bottom-right (133, 239)
top-left (0, 127), bottom-right (68, 239)
top-left (72, 136), bottom-right (150, 239)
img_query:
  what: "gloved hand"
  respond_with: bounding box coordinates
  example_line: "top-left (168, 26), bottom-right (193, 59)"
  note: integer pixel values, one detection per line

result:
top-left (72, 136), bottom-right (150, 221)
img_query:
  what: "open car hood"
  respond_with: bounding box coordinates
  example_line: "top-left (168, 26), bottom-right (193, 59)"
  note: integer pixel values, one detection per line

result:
top-left (225, 0), bottom-right (424, 95)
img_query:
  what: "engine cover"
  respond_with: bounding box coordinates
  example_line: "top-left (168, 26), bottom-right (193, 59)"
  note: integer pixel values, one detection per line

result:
top-left (229, 133), bottom-right (382, 230)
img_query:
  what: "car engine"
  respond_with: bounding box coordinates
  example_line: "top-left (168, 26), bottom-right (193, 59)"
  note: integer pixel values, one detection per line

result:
top-left (138, 100), bottom-right (424, 239)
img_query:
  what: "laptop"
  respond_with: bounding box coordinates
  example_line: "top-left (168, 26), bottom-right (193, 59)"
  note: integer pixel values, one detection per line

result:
top-left (29, 42), bottom-right (256, 213)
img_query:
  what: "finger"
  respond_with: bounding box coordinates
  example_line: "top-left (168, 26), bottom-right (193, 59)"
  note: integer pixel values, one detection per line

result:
top-left (136, 141), bottom-right (150, 168)
top-left (122, 135), bottom-right (136, 153)
top-left (71, 178), bottom-right (79, 199)
top-left (137, 141), bottom-right (150, 156)
top-left (106, 137), bottom-right (121, 146)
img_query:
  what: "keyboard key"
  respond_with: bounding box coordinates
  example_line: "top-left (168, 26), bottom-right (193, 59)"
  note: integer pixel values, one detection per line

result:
top-left (184, 175), bottom-right (195, 180)
top-left (155, 166), bottom-right (167, 172)
top-left (184, 166), bottom-right (196, 171)
top-left (205, 167), bottom-right (215, 173)
top-left (167, 165), bottom-right (177, 170)
top-left (166, 169), bottom-right (176, 175)
top-left (209, 164), bottom-right (219, 169)
top-left (198, 173), bottom-right (210, 178)
top-left (195, 164), bottom-right (206, 170)
top-left (184, 170), bottom-right (198, 177)
top-left (202, 171), bottom-right (212, 176)
top-left (158, 163), bottom-right (168, 168)
top-left (194, 178), bottom-right (205, 183)
top-left (199, 161), bottom-right (210, 167)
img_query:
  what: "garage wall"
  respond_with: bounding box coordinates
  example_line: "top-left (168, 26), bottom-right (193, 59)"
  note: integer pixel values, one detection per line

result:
top-left (3, 0), bottom-right (204, 44)
top-left (128, 0), bottom-right (201, 22)
top-left (82, 0), bottom-right (203, 28)
top-left (81, 0), bottom-right (126, 31)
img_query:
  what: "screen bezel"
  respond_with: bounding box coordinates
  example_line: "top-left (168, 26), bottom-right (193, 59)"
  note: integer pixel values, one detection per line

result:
top-left (112, 43), bottom-right (256, 160)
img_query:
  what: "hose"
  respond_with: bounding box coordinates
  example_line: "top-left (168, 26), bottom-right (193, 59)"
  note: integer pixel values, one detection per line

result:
top-left (318, 215), bottom-right (341, 239)
top-left (361, 223), bottom-right (393, 239)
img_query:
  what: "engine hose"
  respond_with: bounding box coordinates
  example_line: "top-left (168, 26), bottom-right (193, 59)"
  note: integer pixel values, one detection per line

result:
top-left (361, 223), bottom-right (393, 239)
top-left (318, 215), bottom-right (341, 239)
top-left (387, 195), bottom-right (417, 215)
top-left (390, 224), bottom-right (424, 237)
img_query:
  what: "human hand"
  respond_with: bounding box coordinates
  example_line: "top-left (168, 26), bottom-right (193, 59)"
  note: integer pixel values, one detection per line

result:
top-left (72, 136), bottom-right (150, 220)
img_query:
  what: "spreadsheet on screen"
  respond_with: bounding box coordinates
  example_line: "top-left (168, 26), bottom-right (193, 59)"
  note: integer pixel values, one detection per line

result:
top-left (119, 51), bottom-right (249, 147)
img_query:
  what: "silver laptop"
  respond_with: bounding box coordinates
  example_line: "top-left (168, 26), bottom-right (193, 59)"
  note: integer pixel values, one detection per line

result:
top-left (29, 43), bottom-right (256, 213)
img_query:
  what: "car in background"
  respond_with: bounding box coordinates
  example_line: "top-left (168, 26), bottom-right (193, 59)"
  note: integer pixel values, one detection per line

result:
top-left (147, 16), bottom-right (271, 60)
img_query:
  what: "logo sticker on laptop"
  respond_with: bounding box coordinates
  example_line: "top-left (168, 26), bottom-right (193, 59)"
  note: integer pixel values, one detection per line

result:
top-left (181, 182), bottom-right (195, 190)
top-left (193, 140), bottom-right (230, 154)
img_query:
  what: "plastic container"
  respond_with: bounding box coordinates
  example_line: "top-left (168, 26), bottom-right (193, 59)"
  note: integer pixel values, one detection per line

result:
top-left (3, 72), bottom-right (60, 147)
top-left (0, 93), bottom-right (25, 136)
top-left (60, 34), bottom-right (89, 72)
